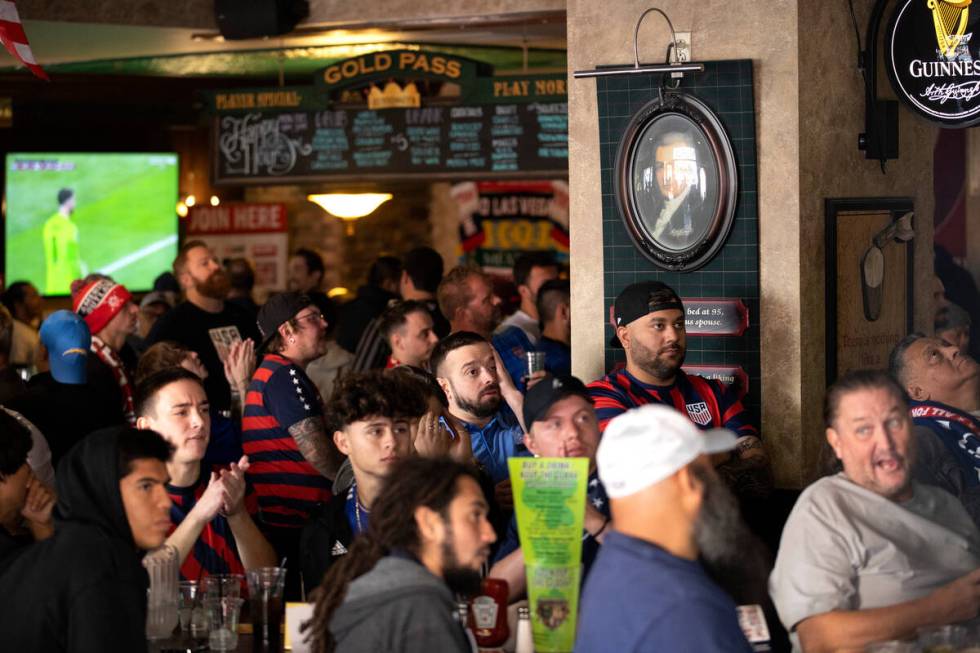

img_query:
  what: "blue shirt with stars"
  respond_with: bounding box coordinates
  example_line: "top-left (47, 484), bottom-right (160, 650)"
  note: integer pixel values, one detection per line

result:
top-left (492, 471), bottom-right (610, 579)
top-left (343, 483), bottom-right (370, 536)
top-left (243, 353), bottom-right (332, 529)
top-left (462, 408), bottom-right (529, 484)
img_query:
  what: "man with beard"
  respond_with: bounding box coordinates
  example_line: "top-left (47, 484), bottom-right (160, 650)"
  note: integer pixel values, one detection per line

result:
top-left (588, 281), bottom-right (772, 500)
top-left (576, 404), bottom-right (755, 652)
top-left (489, 375), bottom-right (610, 600)
top-left (890, 333), bottom-right (980, 525)
top-left (146, 240), bottom-right (260, 414)
top-left (303, 457), bottom-right (496, 653)
top-left (42, 188), bottom-right (83, 296)
top-left (770, 370), bottom-right (980, 652)
top-left (431, 331), bottom-right (528, 488)
top-left (243, 292), bottom-right (343, 597)
top-left (437, 266), bottom-right (502, 340)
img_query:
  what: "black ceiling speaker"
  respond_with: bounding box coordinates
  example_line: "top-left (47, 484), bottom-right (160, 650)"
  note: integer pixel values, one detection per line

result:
top-left (215, 0), bottom-right (310, 40)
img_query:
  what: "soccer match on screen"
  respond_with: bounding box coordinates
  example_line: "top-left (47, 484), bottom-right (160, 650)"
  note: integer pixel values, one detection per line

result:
top-left (5, 152), bottom-right (179, 295)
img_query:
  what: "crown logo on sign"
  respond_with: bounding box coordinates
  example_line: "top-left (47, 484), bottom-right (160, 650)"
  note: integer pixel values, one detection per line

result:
top-left (367, 81), bottom-right (421, 109)
top-left (928, 0), bottom-right (973, 58)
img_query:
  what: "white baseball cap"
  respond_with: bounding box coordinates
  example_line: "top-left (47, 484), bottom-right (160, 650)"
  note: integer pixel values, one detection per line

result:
top-left (597, 404), bottom-right (738, 498)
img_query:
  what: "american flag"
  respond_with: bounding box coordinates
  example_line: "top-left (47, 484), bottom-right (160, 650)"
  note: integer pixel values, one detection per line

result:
top-left (0, 0), bottom-right (48, 80)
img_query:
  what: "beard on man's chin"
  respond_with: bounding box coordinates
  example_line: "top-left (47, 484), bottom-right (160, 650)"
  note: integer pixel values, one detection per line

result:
top-left (456, 387), bottom-right (501, 420)
top-left (632, 342), bottom-right (686, 380)
top-left (693, 471), bottom-right (771, 605)
top-left (441, 536), bottom-right (484, 597)
top-left (196, 270), bottom-right (231, 300)
top-left (443, 565), bottom-right (483, 597)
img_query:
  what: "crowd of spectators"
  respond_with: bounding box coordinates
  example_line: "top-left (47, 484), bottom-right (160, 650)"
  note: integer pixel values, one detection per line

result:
top-left (0, 242), bottom-right (979, 652)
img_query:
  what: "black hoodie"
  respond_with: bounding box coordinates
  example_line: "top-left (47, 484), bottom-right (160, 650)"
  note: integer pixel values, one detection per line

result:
top-left (0, 427), bottom-right (150, 652)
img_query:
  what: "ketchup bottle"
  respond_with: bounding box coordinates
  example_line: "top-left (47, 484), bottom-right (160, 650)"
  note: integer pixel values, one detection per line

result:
top-left (468, 578), bottom-right (510, 647)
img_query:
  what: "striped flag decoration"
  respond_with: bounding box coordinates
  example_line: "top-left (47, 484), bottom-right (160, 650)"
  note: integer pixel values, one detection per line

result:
top-left (0, 0), bottom-right (48, 80)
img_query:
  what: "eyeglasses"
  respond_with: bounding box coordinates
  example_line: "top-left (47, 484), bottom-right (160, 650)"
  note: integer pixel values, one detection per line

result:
top-left (294, 311), bottom-right (326, 325)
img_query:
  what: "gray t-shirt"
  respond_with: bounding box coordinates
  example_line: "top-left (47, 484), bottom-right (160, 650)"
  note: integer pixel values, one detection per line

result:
top-left (769, 474), bottom-right (980, 650)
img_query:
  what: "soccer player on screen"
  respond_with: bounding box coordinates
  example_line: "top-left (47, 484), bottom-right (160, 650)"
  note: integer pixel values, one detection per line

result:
top-left (42, 188), bottom-right (84, 295)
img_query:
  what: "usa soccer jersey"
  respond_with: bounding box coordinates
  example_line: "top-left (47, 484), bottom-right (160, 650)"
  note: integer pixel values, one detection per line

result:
top-left (587, 368), bottom-right (756, 437)
top-left (166, 469), bottom-right (260, 580)
top-left (242, 354), bottom-right (332, 529)
top-left (911, 400), bottom-right (980, 487)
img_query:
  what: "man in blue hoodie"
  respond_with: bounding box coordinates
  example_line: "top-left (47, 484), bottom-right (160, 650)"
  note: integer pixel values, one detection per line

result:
top-left (0, 426), bottom-right (173, 652)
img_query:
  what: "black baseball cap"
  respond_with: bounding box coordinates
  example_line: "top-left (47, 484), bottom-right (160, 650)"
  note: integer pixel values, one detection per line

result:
top-left (257, 291), bottom-right (314, 350)
top-left (609, 281), bottom-right (684, 348)
top-left (523, 374), bottom-right (592, 428)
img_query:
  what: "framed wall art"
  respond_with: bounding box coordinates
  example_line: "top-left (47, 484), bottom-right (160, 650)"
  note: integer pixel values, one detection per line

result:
top-left (614, 92), bottom-right (738, 272)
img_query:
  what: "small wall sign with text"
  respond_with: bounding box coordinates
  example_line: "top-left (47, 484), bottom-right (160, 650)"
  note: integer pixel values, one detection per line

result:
top-left (683, 365), bottom-right (749, 399)
top-left (682, 298), bottom-right (749, 336)
top-left (886, 0), bottom-right (980, 127)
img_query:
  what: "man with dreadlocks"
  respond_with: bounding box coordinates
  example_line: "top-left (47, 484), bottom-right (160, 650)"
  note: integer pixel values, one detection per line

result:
top-left (303, 457), bottom-right (496, 653)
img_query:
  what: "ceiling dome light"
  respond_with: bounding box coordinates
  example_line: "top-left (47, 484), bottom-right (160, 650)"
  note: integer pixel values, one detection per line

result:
top-left (307, 193), bottom-right (393, 235)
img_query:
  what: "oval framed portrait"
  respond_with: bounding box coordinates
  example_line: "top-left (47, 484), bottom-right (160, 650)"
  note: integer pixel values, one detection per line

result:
top-left (614, 92), bottom-right (738, 272)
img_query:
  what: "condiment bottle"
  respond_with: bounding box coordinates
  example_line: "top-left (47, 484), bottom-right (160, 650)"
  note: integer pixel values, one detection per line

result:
top-left (467, 578), bottom-right (510, 647)
top-left (515, 605), bottom-right (534, 653)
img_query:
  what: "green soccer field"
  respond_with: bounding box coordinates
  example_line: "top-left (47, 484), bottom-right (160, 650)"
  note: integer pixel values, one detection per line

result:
top-left (5, 153), bottom-right (179, 295)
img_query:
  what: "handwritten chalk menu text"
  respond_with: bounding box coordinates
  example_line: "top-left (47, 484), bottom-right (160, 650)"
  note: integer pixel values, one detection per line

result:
top-left (214, 103), bottom-right (568, 183)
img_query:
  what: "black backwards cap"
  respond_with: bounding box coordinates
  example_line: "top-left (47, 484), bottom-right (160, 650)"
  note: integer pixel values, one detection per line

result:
top-left (609, 281), bottom-right (684, 348)
top-left (257, 291), bottom-right (314, 351)
top-left (523, 374), bottom-right (592, 428)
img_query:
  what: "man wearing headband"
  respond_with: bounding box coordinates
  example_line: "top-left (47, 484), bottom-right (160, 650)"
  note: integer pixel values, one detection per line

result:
top-left (588, 281), bottom-right (772, 501)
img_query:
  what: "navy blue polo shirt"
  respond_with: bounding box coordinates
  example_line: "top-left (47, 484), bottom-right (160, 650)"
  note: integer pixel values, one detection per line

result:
top-left (576, 531), bottom-right (753, 653)
top-left (461, 408), bottom-right (528, 485)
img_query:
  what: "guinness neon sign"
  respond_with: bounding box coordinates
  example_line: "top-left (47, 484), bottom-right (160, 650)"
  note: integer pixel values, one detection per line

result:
top-left (886, 0), bottom-right (980, 126)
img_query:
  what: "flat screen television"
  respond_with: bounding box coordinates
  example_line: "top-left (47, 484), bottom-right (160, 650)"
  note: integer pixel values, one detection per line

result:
top-left (4, 152), bottom-right (179, 295)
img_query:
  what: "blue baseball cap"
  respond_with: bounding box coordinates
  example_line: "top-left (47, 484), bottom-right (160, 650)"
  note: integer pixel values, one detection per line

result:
top-left (39, 310), bottom-right (90, 385)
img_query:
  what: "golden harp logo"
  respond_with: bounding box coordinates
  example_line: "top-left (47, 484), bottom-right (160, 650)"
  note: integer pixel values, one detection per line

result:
top-left (928, 0), bottom-right (972, 57)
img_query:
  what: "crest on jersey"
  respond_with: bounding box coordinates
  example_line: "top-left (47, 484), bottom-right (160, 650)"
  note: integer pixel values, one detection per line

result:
top-left (686, 401), bottom-right (712, 426)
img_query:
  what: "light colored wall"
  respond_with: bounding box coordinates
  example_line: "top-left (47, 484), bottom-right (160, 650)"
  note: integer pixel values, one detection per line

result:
top-left (17, 0), bottom-right (565, 28)
top-left (567, 0), bottom-right (804, 486)
top-left (796, 0), bottom-right (937, 481)
top-left (308, 0), bottom-right (565, 25)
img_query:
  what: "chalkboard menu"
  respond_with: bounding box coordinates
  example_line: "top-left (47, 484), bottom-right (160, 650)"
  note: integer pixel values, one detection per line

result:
top-left (214, 103), bottom-right (568, 184)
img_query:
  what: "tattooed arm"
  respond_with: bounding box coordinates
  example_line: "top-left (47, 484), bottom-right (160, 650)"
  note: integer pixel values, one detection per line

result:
top-left (716, 435), bottom-right (773, 500)
top-left (288, 416), bottom-right (342, 481)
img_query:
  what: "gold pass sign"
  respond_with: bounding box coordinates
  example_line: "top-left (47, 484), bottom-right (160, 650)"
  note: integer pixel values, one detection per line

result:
top-left (319, 51), bottom-right (468, 90)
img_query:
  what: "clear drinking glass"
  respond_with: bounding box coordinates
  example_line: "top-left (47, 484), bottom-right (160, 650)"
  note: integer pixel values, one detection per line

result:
top-left (865, 640), bottom-right (917, 652)
top-left (917, 624), bottom-right (967, 653)
top-left (144, 544), bottom-right (179, 640)
top-left (202, 573), bottom-right (244, 600)
top-left (247, 567), bottom-right (287, 653)
top-left (178, 580), bottom-right (208, 638)
top-left (206, 596), bottom-right (243, 651)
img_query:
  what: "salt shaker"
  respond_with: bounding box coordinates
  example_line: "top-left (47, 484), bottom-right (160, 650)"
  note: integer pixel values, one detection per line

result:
top-left (515, 605), bottom-right (534, 653)
top-left (456, 601), bottom-right (478, 653)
